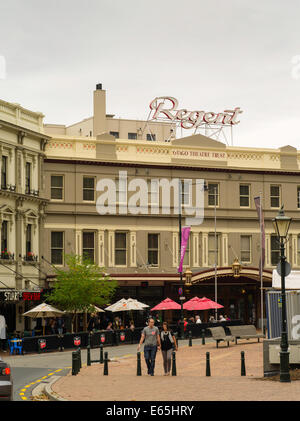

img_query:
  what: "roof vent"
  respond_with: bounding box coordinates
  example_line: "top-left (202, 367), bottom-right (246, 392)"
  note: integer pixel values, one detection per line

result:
top-left (96, 83), bottom-right (102, 90)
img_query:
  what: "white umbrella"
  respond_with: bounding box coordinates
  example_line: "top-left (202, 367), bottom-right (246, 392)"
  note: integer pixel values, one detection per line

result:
top-left (105, 298), bottom-right (149, 312)
top-left (23, 302), bottom-right (65, 335)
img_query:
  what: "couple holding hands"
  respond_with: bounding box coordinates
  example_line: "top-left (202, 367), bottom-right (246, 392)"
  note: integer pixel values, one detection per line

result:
top-left (137, 318), bottom-right (178, 376)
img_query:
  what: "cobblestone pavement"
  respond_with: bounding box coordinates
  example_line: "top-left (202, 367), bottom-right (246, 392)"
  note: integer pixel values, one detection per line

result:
top-left (52, 340), bottom-right (300, 401)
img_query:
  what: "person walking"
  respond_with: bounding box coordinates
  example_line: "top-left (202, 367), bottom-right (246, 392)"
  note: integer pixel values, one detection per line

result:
top-left (137, 318), bottom-right (161, 376)
top-left (160, 322), bottom-right (177, 376)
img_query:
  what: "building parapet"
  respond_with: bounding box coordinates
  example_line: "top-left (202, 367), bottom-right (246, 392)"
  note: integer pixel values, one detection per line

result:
top-left (0, 99), bottom-right (44, 133)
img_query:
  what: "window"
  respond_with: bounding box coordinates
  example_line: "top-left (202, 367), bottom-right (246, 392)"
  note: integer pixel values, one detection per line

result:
top-left (83, 177), bottom-right (95, 201)
top-left (128, 133), bottom-right (137, 140)
top-left (115, 232), bottom-right (127, 266)
top-left (271, 234), bottom-right (280, 266)
top-left (298, 235), bottom-right (300, 266)
top-left (147, 133), bottom-right (156, 141)
top-left (51, 232), bottom-right (64, 265)
top-left (25, 162), bottom-right (31, 194)
top-left (1, 221), bottom-right (8, 252)
top-left (208, 233), bottom-right (219, 266)
top-left (51, 175), bottom-right (64, 200)
top-left (148, 234), bottom-right (159, 266)
top-left (1, 156), bottom-right (7, 189)
top-left (148, 180), bottom-right (159, 206)
top-left (297, 187), bottom-right (300, 209)
top-left (26, 224), bottom-right (32, 254)
top-left (82, 232), bottom-right (95, 262)
top-left (208, 183), bottom-right (219, 206)
top-left (110, 131), bottom-right (119, 138)
top-left (241, 235), bottom-right (251, 263)
top-left (240, 185), bottom-right (250, 207)
top-left (181, 180), bottom-right (191, 206)
top-left (270, 185), bottom-right (280, 208)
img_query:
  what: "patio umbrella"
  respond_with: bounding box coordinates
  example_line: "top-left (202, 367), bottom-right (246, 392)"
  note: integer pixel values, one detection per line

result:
top-left (105, 298), bottom-right (149, 312)
top-left (23, 302), bottom-right (65, 335)
top-left (151, 298), bottom-right (181, 311)
top-left (183, 296), bottom-right (224, 311)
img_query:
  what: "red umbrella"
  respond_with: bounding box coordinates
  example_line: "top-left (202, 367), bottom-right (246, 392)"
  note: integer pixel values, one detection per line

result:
top-left (183, 296), bottom-right (223, 311)
top-left (151, 298), bottom-right (181, 311)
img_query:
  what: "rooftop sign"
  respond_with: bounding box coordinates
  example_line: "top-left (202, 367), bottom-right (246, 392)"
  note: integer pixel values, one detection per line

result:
top-left (149, 96), bottom-right (242, 129)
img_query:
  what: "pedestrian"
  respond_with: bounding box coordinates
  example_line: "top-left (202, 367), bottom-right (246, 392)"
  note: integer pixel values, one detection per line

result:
top-left (50, 318), bottom-right (57, 334)
top-left (160, 322), bottom-right (177, 376)
top-left (219, 315), bottom-right (226, 322)
top-left (137, 318), bottom-right (161, 376)
top-left (195, 315), bottom-right (202, 324)
top-left (224, 314), bottom-right (230, 321)
top-left (88, 313), bottom-right (95, 332)
top-left (129, 320), bottom-right (135, 331)
top-left (57, 317), bottom-right (65, 335)
top-left (106, 321), bottom-right (113, 331)
top-left (208, 316), bottom-right (215, 323)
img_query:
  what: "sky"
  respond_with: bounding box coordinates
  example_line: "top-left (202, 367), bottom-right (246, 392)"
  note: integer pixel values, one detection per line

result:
top-left (0, 0), bottom-right (300, 149)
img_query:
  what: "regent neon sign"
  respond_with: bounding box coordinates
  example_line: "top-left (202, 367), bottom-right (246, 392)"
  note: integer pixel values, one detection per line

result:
top-left (149, 96), bottom-right (242, 129)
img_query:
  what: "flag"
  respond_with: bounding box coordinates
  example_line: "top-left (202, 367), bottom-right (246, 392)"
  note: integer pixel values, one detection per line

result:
top-left (178, 226), bottom-right (191, 273)
top-left (254, 196), bottom-right (265, 273)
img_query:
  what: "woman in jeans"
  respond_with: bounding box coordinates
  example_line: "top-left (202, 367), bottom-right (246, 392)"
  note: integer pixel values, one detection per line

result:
top-left (160, 322), bottom-right (177, 376)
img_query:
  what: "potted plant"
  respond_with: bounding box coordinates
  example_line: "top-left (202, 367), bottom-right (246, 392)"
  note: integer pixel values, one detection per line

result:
top-left (26, 251), bottom-right (35, 261)
top-left (1, 249), bottom-right (11, 260)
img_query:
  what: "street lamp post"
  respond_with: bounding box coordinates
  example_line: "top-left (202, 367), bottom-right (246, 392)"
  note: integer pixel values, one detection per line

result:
top-left (272, 206), bottom-right (292, 383)
top-left (179, 180), bottom-right (184, 339)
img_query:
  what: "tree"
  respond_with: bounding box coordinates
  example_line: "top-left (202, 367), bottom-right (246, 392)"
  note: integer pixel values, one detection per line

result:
top-left (46, 254), bottom-right (118, 332)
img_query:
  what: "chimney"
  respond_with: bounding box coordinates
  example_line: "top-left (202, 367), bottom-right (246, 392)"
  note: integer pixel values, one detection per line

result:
top-left (93, 83), bottom-right (106, 136)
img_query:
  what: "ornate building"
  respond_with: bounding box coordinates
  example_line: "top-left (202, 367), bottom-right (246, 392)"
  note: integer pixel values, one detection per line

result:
top-left (0, 99), bottom-right (50, 332)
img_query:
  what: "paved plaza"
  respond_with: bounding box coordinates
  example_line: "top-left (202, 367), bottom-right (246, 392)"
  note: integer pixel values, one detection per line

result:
top-left (52, 340), bottom-right (300, 401)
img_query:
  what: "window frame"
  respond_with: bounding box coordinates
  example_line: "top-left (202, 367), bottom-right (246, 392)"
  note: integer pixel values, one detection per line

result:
top-left (114, 231), bottom-right (127, 267)
top-left (239, 184), bottom-right (250, 208)
top-left (270, 185), bottom-right (281, 209)
top-left (208, 183), bottom-right (219, 207)
top-left (271, 234), bottom-right (280, 266)
top-left (51, 231), bottom-right (64, 266)
top-left (240, 235), bottom-right (251, 263)
top-left (25, 162), bottom-right (31, 194)
top-left (208, 232), bottom-right (220, 266)
top-left (82, 176), bottom-right (96, 202)
top-left (1, 155), bottom-right (7, 189)
top-left (51, 174), bottom-right (64, 201)
top-left (147, 233), bottom-right (160, 267)
top-left (82, 231), bottom-right (95, 263)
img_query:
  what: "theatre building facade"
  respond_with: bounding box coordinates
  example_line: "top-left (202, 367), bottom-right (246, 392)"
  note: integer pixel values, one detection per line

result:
top-left (42, 127), bottom-right (300, 327)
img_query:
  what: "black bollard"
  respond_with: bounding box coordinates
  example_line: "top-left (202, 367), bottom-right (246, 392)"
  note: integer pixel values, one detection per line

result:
top-left (202, 329), bottom-right (206, 345)
top-left (100, 344), bottom-right (104, 364)
top-left (103, 352), bottom-right (108, 375)
top-left (137, 352), bottom-right (142, 376)
top-left (188, 331), bottom-right (192, 347)
top-left (171, 351), bottom-right (177, 376)
top-left (241, 351), bottom-right (246, 376)
top-left (72, 351), bottom-right (79, 375)
top-left (88, 332), bottom-right (91, 347)
top-left (206, 352), bottom-right (211, 376)
top-left (87, 345), bottom-right (91, 366)
top-left (263, 325), bottom-right (266, 337)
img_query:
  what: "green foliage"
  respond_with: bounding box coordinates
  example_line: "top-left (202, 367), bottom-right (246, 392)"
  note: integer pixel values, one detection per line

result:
top-left (46, 254), bottom-right (117, 314)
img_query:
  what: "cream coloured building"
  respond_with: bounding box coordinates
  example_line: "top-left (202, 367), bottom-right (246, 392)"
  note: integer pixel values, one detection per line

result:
top-left (0, 99), bottom-right (50, 333)
top-left (42, 126), bottom-right (300, 326)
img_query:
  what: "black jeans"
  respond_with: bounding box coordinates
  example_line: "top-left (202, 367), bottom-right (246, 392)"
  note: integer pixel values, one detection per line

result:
top-left (144, 345), bottom-right (157, 375)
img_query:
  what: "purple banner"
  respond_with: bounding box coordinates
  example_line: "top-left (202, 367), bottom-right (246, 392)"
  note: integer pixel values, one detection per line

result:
top-left (178, 226), bottom-right (191, 273)
top-left (254, 196), bottom-right (265, 272)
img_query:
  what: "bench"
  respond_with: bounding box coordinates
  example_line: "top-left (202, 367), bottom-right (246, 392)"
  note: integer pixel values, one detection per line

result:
top-left (208, 327), bottom-right (235, 348)
top-left (228, 325), bottom-right (265, 344)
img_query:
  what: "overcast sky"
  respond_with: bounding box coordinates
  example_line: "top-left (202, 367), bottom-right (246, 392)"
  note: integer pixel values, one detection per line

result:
top-left (0, 0), bottom-right (300, 149)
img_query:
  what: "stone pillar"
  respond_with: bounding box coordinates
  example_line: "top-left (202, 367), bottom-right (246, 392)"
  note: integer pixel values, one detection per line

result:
top-left (130, 231), bottom-right (137, 267)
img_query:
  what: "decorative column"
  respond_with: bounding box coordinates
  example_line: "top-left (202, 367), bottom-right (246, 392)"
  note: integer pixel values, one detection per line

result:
top-left (98, 230), bottom-right (105, 267)
top-left (222, 233), bottom-right (228, 266)
top-left (265, 234), bottom-right (271, 267)
top-left (130, 231), bottom-right (137, 267)
top-left (202, 233), bottom-right (208, 267)
top-left (75, 229), bottom-right (82, 256)
top-left (192, 232), bottom-right (199, 267)
top-left (172, 232), bottom-right (179, 267)
top-left (292, 234), bottom-right (298, 267)
top-left (108, 230), bottom-right (114, 267)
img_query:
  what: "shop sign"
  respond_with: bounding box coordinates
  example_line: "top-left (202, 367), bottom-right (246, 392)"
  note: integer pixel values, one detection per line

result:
top-left (3, 291), bottom-right (23, 301)
top-left (22, 292), bottom-right (41, 301)
top-left (149, 96), bottom-right (242, 129)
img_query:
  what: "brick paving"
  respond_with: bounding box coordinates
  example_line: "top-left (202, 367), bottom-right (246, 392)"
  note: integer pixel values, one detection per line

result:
top-left (52, 340), bottom-right (300, 401)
